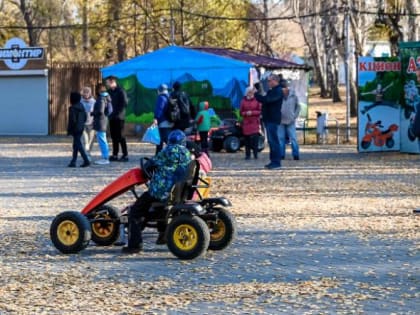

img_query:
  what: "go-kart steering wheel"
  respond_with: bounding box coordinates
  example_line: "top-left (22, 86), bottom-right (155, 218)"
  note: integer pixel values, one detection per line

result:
top-left (140, 157), bottom-right (155, 179)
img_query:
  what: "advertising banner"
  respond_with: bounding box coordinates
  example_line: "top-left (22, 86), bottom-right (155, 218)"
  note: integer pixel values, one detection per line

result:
top-left (399, 42), bottom-right (420, 153)
top-left (357, 56), bottom-right (403, 152)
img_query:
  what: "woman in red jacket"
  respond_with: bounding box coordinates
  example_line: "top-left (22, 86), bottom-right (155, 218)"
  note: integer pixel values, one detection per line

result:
top-left (240, 86), bottom-right (262, 160)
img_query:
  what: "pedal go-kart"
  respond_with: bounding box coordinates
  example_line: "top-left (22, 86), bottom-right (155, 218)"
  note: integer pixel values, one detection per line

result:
top-left (209, 118), bottom-right (265, 153)
top-left (50, 158), bottom-right (236, 260)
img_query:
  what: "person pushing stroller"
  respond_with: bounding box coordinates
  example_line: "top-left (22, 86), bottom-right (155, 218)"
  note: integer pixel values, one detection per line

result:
top-left (122, 129), bottom-right (191, 254)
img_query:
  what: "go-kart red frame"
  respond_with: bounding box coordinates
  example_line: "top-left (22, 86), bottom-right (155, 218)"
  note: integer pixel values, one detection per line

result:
top-left (81, 168), bottom-right (147, 215)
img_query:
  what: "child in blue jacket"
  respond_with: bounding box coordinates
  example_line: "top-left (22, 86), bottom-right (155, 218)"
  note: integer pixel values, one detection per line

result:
top-left (122, 129), bottom-right (191, 253)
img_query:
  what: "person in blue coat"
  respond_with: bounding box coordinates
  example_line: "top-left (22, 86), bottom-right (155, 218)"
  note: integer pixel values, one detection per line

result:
top-left (153, 83), bottom-right (173, 155)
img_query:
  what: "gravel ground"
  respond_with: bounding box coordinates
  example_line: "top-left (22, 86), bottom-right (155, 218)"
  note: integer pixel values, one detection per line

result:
top-left (0, 136), bottom-right (419, 315)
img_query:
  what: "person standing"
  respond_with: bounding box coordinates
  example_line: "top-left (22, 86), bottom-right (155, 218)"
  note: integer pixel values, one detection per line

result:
top-left (240, 86), bottom-right (262, 160)
top-left (195, 101), bottom-right (211, 156)
top-left (67, 92), bottom-right (90, 168)
top-left (170, 81), bottom-right (192, 131)
top-left (92, 83), bottom-right (111, 165)
top-left (279, 81), bottom-right (301, 160)
top-left (153, 83), bottom-right (173, 155)
top-left (80, 86), bottom-right (96, 161)
top-left (255, 74), bottom-right (283, 169)
top-left (106, 76), bottom-right (129, 162)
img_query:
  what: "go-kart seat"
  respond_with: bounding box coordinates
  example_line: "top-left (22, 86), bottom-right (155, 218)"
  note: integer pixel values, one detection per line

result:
top-left (167, 160), bottom-right (200, 205)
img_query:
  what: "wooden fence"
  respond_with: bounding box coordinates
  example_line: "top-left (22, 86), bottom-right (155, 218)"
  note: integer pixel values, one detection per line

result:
top-left (49, 63), bottom-right (104, 135)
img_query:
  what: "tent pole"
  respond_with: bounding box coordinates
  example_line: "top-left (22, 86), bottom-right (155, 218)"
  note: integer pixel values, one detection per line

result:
top-left (170, 7), bottom-right (175, 46)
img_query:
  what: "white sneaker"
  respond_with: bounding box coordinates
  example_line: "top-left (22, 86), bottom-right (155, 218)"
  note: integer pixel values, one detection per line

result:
top-left (94, 159), bottom-right (110, 165)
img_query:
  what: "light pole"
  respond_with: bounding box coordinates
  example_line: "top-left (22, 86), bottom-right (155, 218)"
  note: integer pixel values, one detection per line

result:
top-left (344, 4), bottom-right (351, 143)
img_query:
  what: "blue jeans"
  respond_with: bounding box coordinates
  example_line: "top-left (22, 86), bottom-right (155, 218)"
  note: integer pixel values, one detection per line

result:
top-left (265, 122), bottom-right (281, 166)
top-left (279, 123), bottom-right (299, 158)
top-left (96, 131), bottom-right (109, 159)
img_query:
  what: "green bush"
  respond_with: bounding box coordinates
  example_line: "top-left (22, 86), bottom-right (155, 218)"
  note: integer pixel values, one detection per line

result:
top-left (125, 112), bottom-right (154, 124)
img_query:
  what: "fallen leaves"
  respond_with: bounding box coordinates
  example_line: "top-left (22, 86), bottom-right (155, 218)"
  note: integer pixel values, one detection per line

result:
top-left (0, 141), bottom-right (419, 314)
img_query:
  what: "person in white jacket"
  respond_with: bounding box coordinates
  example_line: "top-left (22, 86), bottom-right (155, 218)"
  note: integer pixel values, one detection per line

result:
top-left (279, 81), bottom-right (301, 160)
top-left (80, 86), bottom-right (96, 160)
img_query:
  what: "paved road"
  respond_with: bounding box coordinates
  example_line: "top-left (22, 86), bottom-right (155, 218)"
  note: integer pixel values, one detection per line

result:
top-left (0, 137), bottom-right (418, 314)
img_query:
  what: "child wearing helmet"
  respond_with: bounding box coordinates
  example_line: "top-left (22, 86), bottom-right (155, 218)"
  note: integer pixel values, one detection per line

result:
top-left (122, 129), bottom-right (191, 254)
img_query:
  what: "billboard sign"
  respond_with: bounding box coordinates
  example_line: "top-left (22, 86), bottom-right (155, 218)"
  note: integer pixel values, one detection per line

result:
top-left (0, 37), bottom-right (44, 70)
top-left (357, 56), bottom-right (402, 152)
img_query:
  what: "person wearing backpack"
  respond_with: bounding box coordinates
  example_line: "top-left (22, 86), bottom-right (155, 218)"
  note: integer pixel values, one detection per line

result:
top-left (153, 83), bottom-right (173, 154)
top-left (170, 81), bottom-right (192, 131)
top-left (92, 83), bottom-right (111, 165)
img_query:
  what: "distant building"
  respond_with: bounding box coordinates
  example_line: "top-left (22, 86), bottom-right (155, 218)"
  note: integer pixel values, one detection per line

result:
top-left (364, 41), bottom-right (391, 57)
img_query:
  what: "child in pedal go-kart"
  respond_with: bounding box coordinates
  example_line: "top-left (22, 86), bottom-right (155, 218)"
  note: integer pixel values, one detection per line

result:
top-left (122, 129), bottom-right (191, 254)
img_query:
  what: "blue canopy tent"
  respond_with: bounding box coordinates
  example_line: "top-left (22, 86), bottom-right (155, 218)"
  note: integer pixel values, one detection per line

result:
top-left (101, 46), bottom-right (254, 120)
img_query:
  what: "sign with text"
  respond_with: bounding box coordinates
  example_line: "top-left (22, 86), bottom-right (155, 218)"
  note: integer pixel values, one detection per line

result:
top-left (357, 56), bottom-right (402, 152)
top-left (0, 38), bottom-right (45, 70)
top-left (399, 41), bottom-right (420, 153)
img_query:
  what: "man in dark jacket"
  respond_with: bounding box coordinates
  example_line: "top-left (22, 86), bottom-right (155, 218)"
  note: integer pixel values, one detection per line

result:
top-left (170, 81), bottom-right (192, 131)
top-left (255, 74), bottom-right (283, 169)
top-left (106, 76), bottom-right (129, 162)
top-left (67, 92), bottom-right (90, 168)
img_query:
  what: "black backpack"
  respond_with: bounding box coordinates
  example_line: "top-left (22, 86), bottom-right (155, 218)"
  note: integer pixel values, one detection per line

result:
top-left (166, 93), bottom-right (185, 123)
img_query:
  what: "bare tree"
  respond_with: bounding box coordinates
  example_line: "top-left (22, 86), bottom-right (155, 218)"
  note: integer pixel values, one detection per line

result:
top-left (294, 0), bottom-right (329, 97)
top-left (9, 0), bottom-right (43, 46)
top-left (406, 0), bottom-right (418, 41)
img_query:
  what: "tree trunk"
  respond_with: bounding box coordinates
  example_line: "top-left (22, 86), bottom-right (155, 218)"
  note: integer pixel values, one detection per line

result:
top-left (407, 0), bottom-right (418, 41)
top-left (350, 79), bottom-right (358, 117)
top-left (19, 0), bottom-right (37, 46)
top-left (117, 38), bottom-right (126, 62)
top-left (82, 0), bottom-right (89, 52)
top-left (331, 51), bottom-right (341, 103)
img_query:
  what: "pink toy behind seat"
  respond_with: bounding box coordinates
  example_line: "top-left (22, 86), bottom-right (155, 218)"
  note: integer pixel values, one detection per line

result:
top-left (196, 152), bottom-right (212, 174)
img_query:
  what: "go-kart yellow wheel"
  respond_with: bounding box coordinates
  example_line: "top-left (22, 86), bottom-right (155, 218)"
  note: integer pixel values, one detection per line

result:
top-left (167, 215), bottom-right (210, 260)
top-left (89, 205), bottom-right (121, 246)
top-left (208, 207), bottom-right (237, 251)
top-left (50, 211), bottom-right (91, 254)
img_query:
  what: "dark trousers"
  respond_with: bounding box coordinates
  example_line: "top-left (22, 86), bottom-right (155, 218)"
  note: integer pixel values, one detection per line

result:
top-left (199, 131), bottom-right (209, 154)
top-left (70, 132), bottom-right (89, 164)
top-left (244, 133), bottom-right (259, 158)
top-left (127, 191), bottom-right (159, 248)
top-left (109, 119), bottom-right (128, 157)
top-left (155, 127), bottom-right (171, 155)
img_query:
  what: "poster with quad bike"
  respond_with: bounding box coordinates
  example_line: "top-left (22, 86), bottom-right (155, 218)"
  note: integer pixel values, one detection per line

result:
top-left (398, 42), bottom-right (420, 154)
top-left (357, 56), bottom-right (403, 152)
